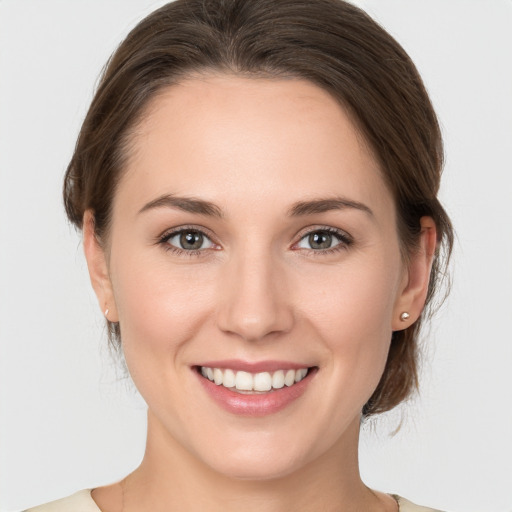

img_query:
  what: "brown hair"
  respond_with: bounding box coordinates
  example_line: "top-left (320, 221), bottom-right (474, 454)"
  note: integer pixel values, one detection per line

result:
top-left (63, 0), bottom-right (453, 416)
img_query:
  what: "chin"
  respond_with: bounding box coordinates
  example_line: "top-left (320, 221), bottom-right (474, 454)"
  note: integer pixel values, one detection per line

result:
top-left (195, 434), bottom-right (313, 482)
top-left (208, 454), bottom-right (304, 482)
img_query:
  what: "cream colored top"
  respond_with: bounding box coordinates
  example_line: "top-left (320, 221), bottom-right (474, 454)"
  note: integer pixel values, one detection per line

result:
top-left (24, 489), bottom-right (446, 511)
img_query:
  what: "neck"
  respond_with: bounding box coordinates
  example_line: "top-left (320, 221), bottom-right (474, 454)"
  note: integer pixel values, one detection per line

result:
top-left (117, 410), bottom-right (388, 512)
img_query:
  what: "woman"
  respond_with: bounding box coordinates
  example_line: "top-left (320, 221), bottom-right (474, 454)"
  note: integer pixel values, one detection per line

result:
top-left (25, 0), bottom-right (454, 510)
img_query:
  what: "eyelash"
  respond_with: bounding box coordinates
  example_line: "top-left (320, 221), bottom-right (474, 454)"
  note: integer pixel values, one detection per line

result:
top-left (157, 225), bottom-right (353, 257)
top-left (294, 226), bottom-right (353, 256)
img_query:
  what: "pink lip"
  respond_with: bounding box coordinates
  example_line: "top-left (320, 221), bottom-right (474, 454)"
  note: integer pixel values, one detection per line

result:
top-left (194, 365), bottom-right (318, 417)
top-left (196, 359), bottom-right (310, 373)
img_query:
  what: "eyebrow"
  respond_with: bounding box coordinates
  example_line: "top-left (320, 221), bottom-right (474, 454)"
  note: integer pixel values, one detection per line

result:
top-left (138, 194), bottom-right (224, 218)
top-left (138, 194), bottom-right (373, 219)
top-left (287, 197), bottom-right (374, 217)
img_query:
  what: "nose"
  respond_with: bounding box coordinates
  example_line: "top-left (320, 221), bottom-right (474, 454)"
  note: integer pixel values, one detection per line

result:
top-left (216, 248), bottom-right (294, 342)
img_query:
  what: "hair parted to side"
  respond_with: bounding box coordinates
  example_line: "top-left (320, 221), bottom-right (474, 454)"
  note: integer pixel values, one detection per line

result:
top-left (64, 0), bottom-right (453, 416)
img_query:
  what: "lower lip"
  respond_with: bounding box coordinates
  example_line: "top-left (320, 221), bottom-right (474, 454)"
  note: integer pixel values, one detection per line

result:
top-left (195, 367), bottom-right (317, 417)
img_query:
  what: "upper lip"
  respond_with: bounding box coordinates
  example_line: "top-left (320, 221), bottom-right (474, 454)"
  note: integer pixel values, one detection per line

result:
top-left (195, 359), bottom-right (313, 373)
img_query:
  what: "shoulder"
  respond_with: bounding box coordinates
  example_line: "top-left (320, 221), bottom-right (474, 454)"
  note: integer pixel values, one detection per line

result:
top-left (24, 490), bottom-right (100, 512)
top-left (396, 495), bottom-right (447, 512)
top-left (22, 490), bottom-right (448, 512)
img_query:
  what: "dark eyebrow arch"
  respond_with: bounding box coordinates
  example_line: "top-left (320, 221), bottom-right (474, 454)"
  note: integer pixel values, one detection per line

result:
top-left (138, 194), bottom-right (372, 219)
top-left (287, 197), bottom-right (374, 217)
top-left (138, 194), bottom-right (224, 218)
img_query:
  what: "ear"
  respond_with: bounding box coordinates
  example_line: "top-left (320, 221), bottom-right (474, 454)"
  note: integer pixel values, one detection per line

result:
top-left (83, 210), bottom-right (119, 322)
top-left (392, 216), bottom-right (437, 331)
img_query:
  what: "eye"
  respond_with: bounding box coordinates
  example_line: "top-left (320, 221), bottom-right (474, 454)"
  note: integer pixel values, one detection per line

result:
top-left (163, 229), bottom-right (216, 252)
top-left (295, 228), bottom-right (351, 252)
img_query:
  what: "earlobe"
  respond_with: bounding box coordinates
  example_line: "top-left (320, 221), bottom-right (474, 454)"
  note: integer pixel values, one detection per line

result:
top-left (392, 216), bottom-right (437, 331)
top-left (83, 210), bottom-right (119, 322)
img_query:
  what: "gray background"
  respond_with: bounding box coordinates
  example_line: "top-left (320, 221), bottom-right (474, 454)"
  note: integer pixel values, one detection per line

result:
top-left (1, 1), bottom-right (511, 511)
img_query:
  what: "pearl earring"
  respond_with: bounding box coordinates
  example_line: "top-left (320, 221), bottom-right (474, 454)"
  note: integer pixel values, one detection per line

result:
top-left (400, 312), bottom-right (410, 322)
top-left (104, 308), bottom-right (109, 318)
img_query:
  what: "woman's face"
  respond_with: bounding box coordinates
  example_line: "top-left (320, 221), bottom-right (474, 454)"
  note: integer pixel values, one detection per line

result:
top-left (88, 75), bottom-right (417, 479)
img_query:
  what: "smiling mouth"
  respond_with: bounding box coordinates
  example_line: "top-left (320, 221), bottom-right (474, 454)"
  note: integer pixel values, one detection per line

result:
top-left (195, 366), bottom-right (316, 394)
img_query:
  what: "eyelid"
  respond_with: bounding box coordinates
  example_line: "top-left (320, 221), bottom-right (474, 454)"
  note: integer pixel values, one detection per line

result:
top-left (294, 224), bottom-right (354, 245)
top-left (158, 224), bottom-right (217, 243)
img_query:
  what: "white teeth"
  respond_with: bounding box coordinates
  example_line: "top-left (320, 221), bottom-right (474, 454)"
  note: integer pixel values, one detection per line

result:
top-left (213, 368), bottom-right (223, 385)
top-left (272, 370), bottom-right (285, 389)
top-left (223, 368), bottom-right (236, 388)
top-left (235, 371), bottom-right (253, 391)
top-left (284, 369), bottom-right (296, 387)
top-left (253, 372), bottom-right (272, 392)
top-left (199, 366), bottom-right (310, 392)
top-left (295, 368), bottom-right (308, 382)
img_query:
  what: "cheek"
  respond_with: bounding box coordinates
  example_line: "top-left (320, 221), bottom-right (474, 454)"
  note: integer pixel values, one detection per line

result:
top-left (300, 251), bottom-right (400, 335)
top-left (110, 252), bottom-right (218, 370)
top-left (109, 253), bottom-right (224, 434)
top-left (296, 252), bottom-right (402, 392)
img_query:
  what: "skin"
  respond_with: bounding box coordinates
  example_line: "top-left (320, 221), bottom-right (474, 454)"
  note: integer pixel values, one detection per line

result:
top-left (84, 75), bottom-right (437, 512)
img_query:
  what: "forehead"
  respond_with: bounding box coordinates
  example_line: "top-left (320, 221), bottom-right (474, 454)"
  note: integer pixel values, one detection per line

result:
top-left (118, 74), bottom-right (392, 219)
